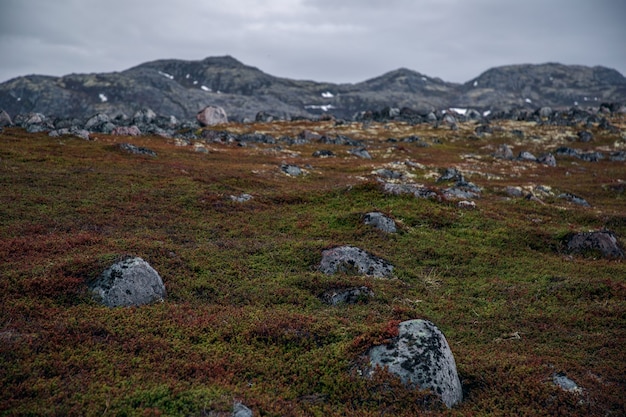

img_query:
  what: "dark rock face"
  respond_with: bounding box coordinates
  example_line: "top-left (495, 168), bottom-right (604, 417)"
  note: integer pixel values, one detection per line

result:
top-left (319, 246), bottom-right (393, 278)
top-left (89, 257), bottom-right (166, 307)
top-left (368, 319), bottom-right (463, 408)
top-left (457, 63), bottom-right (626, 110)
top-left (1, 57), bottom-right (624, 122)
top-left (566, 230), bottom-right (624, 259)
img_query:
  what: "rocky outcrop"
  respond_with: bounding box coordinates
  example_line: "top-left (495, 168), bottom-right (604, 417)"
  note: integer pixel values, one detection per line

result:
top-left (89, 257), bottom-right (166, 307)
top-left (367, 319), bottom-right (463, 408)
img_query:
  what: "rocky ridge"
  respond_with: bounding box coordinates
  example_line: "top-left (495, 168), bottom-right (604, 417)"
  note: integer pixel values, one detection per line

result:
top-left (1, 56), bottom-right (624, 122)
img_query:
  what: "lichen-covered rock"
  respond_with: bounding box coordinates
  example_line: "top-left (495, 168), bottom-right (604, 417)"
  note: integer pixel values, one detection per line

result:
top-left (319, 246), bottom-right (393, 278)
top-left (368, 319), bottom-right (463, 408)
top-left (566, 230), bottom-right (624, 259)
top-left (363, 212), bottom-right (397, 233)
top-left (320, 286), bottom-right (374, 305)
top-left (90, 257), bottom-right (166, 307)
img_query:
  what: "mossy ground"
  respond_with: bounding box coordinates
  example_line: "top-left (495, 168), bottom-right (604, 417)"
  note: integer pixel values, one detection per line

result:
top-left (1, 116), bottom-right (625, 416)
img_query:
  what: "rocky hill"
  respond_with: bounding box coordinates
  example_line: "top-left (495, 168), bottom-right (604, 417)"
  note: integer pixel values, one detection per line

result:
top-left (0, 56), bottom-right (624, 121)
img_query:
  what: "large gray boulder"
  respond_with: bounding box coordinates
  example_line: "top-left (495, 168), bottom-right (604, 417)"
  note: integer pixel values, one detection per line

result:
top-left (319, 246), bottom-right (393, 278)
top-left (368, 319), bottom-right (463, 408)
top-left (89, 257), bottom-right (166, 307)
top-left (196, 105), bottom-right (228, 126)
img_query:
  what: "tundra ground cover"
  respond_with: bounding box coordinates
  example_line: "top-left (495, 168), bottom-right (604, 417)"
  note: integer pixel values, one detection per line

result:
top-left (1, 117), bottom-right (625, 416)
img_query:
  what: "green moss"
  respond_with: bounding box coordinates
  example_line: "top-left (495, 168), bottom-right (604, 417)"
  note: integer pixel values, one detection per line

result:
top-left (1, 120), bottom-right (625, 416)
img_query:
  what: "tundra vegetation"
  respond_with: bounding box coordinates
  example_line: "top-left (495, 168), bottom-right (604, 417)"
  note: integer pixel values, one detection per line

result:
top-left (1, 115), bottom-right (625, 416)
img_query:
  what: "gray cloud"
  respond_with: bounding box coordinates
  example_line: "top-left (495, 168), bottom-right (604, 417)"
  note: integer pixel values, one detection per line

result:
top-left (0, 0), bottom-right (624, 84)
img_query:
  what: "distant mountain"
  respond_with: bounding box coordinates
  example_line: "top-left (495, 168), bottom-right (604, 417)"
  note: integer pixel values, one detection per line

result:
top-left (0, 56), bottom-right (624, 121)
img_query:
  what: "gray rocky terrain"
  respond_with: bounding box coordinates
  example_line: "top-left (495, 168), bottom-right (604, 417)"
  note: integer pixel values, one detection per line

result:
top-left (1, 56), bottom-right (624, 122)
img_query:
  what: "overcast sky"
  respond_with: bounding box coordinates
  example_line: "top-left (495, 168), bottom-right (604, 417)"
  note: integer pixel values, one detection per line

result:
top-left (1, 0), bottom-right (624, 85)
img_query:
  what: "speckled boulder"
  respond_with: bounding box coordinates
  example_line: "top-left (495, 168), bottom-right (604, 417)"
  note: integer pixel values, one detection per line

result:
top-left (368, 319), bottom-right (463, 408)
top-left (90, 257), bottom-right (166, 307)
top-left (319, 246), bottom-right (393, 278)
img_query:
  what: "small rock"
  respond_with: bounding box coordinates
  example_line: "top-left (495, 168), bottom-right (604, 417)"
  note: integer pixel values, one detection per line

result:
top-left (132, 108), bottom-right (157, 125)
top-left (493, 144), bottom-right (514, 160)
top-left (368, 319), bottom-right (463, 408)
top-left (610, 151), bottom-right (626, 161)
top-left (111, 126), bottom-right (142, 136)
top-left (196, 105), bottom-right (228, 126)
top-left (557, 193), bottom-right (590, 207)
top-left (555, 147), bottom-right (580, 157)
top-left (505, 186), bottom-right (524, 197)
top-left (374, 169), bottom-right (403, 180)
top-left (84, 113), bottom-right (112, 132)
top-left (349, 147), bottom-right (372, 159)
top-left (319, 246), bottom-right (393, 278)
top-left (89, 256), bottom-right (166, 307)
top-left (363, 212), bottom-right (397, 233)
top-left (320, 286), bottom-right (374, 305)
top-left (230, 193), bottom-right (253, 203)
top-left (382, 182), bottom-right (438, 199)
top-left (578, 151), bottom-right (604, 162)
top-left (566, 230), bottom-right (624, 259)
top-left (538, 106), bottom-right (553, 118)
top-left (118, 143), bottom-right (157, 157)
top-left (518, 151), bottom-right (537, 162)
top-left (232, 401), bottom-right (253, 417)
top-left (437, 167), bottom-right (463, 183)
top-left (577, 130), bottom-right (593, 142)
top-left (537, 153), bottom-right (557, 167)
top-left (552, 373), bottom-right (583, 395)
top-left (280, 164), bottom-right (302, 176)
top-left (312, 149), bottom-right (335, 158)
top-left (457, 200), bottom-right (476, 209)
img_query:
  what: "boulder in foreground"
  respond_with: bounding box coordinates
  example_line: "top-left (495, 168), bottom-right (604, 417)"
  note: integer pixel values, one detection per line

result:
top-left (89, 257), bottom-right (166, 307)
top-left (368, 319), bottom-right (463, 408)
